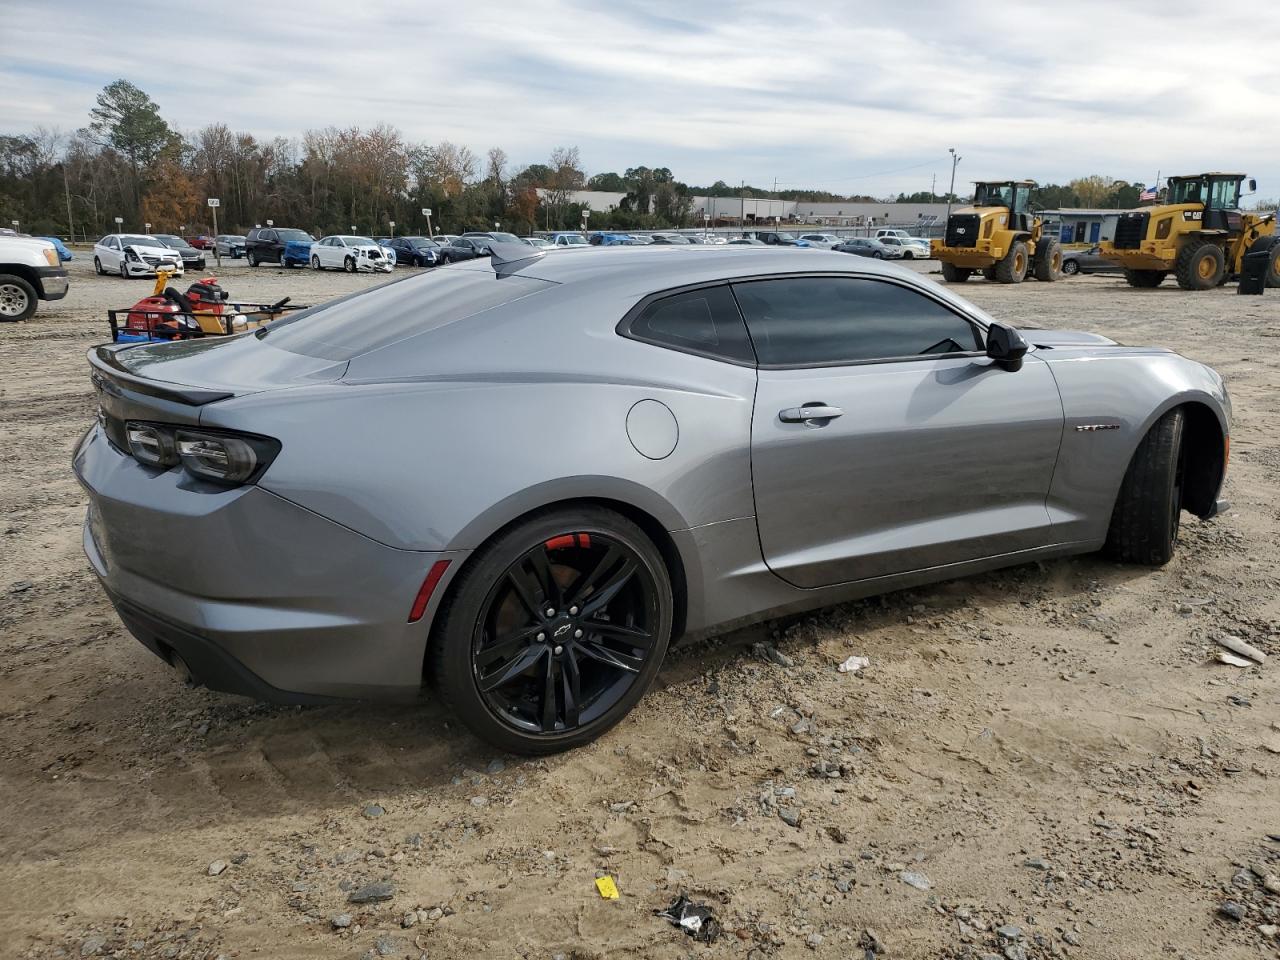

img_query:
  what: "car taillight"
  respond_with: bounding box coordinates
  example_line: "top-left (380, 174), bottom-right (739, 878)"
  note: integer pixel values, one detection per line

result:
top-left (126, 422), bottom-right (179, 467)
top-left (123, 421), bottom-right (279, 485)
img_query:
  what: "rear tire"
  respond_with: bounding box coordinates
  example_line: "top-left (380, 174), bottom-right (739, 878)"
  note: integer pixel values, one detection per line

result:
top-left (1175, 240), bottom-right (1225, 290)
top-left (1247, 235), bottom-right (1280, 288)
top-left (940, 261), bottom-right (972, 282)
top-left (981, 264), bottom-right (998, 282)
top-left (1033, 237), bottom-right (1062, 281)
top-left (311, 255), bottom-right (321, 270)
top-left (1104, 408), bottom-right (1186, 566)
top-left (994, 240), bottom-right (1029, 283)
top-left (1123, 268), bottom-right (1166, 288)
top-left (430, 506), bottom-right (673, 754)
top-left (0, 274), bottom-right (38, 322)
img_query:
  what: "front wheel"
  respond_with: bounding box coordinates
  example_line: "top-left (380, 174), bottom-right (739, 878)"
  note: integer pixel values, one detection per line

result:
top-left (344, 257), bottom-right (356, 273)
top-left (1104, 408), bottom-right (1185, 566)
top-left (0, 274), bottom-right (38, 321)
top-left (1061, 258), bottom-right (1080, 276)
top-left (119, 260), bottom-right (129, 279)
top-left (311, 255), bottom-right (321, 270)
top-left (994, 240), bottom-right (1029, 283)
top-left (93, 256), bottom-right (103, 276)
top-left (248, 252), bottom-right (260, 267)
top-left (430, 506), bottom-right (673, 754)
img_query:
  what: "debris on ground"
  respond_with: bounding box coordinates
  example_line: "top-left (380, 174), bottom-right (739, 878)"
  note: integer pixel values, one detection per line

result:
top-left (753, 642), bottom-right (795, 667)
top-left (838, 654), bottom-right (870, 674)
top-left (594, 875), bottom-right (619, 899)
top-left (656, 894), bottom-right (721, 943)
top-left (1216, 634), bottom-right (1267, 664)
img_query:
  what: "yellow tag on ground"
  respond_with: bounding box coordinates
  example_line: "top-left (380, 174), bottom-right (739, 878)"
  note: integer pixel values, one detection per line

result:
top-left (595, 875), bottom-right (620, 899)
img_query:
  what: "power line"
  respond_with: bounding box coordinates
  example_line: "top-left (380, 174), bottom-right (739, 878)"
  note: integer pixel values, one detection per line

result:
top-left (743, 156), bottom-right (948, 190)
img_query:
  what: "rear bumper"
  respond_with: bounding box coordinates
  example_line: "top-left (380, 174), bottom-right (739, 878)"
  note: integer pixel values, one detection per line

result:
top-left (74, 425), bottom-right (465, 701)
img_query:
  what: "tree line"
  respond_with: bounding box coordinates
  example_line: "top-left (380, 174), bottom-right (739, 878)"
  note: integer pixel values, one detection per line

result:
top-left (4, 80), bottom-right (1263, 241)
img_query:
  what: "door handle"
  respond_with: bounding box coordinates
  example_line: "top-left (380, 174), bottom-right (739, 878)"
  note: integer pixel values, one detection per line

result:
top-left (778, 404), bottom-right (843, 423)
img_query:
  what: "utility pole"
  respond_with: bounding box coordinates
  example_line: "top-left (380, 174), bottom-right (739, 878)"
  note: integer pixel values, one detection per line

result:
top-left (62, 162), bottom-right (75, 242)
top-left (740, 180), bottom-right (745, 229)
top-left (931, 173), bottom-right (937, 201)
top-left (945, 148), bottom-right (961, 224)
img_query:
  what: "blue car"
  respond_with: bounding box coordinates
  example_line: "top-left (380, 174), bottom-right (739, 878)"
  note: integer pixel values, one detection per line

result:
top-left (38, 237), bottom-right (74, 261)
top-left (589, 232), bottom-right (640, 246)
top-left (281, 240), bottom-right (312, 268)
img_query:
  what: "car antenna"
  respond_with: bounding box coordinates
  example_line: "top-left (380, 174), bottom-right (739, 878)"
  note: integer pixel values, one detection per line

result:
top-left (487, 241), bottom-right (546, 277)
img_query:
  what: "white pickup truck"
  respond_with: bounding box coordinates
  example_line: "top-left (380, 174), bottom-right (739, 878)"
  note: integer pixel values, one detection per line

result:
top-left (0, 233), bottom-right (70, 321)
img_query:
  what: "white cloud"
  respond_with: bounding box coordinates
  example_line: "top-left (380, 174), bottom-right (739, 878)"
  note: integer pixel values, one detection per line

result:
top-left (2, 0), bottom-right (1278, 196)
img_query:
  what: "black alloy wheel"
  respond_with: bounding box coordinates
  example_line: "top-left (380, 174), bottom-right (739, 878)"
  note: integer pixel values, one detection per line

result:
top-left (432, 507), bottom-right (672, 753)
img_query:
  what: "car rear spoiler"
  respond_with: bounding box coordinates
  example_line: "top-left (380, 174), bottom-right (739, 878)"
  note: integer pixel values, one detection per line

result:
top-left (89, 343), bottom-right (234, 406)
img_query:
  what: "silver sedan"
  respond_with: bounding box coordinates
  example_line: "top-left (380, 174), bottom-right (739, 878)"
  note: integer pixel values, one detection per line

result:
top-left (75, 245), bottom-right (1231, 753)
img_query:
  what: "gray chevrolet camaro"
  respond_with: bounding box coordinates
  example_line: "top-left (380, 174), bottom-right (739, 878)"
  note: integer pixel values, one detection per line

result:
top-left (75, 245), bottom-right (1231, 753)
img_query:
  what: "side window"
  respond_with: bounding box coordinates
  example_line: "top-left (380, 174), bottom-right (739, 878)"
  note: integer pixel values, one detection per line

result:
top-left (623, 285), bottom-right (755, 365)
top-left (107, 237), bottom-right (119, 249)
top-left (731, 277), bottom-right (981, 367)
top-left (262, 231), bottom-right (276, 243)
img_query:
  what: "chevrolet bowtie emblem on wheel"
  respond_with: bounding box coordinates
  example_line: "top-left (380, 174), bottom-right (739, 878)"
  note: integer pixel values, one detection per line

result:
top-left (1075, 423), bottom-right (1120, 432)
top-left (553, 623), bottom-right (573, 637)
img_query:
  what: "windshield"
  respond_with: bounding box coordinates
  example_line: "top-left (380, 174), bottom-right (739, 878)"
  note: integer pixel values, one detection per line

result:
top-left (974, 183), bottom-right (1013, 206)
top-left (277, 229), bottom-right (313, 242)
top-left (410, 239), bottom-right (440, 249)
top-left (120, 235), bottom-right (161, 246)
top-left (262, 270), bottom-right (554, 362)
top-left (153, 235), bottom-right (185, 246)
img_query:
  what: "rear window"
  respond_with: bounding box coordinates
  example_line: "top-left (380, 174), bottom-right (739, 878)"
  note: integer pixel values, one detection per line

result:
top-left (260, 269), bottom-right (553, 361)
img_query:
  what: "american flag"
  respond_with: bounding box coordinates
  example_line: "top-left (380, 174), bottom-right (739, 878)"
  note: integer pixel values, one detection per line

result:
top-left (1139, 185), bottom-right (1158, 202)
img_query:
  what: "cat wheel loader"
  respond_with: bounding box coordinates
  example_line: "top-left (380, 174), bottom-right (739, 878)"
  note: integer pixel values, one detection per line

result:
top-left (932, 180), bottom-right (1062, 284)
top-left (1099, 173), bottom-right (1279, 290)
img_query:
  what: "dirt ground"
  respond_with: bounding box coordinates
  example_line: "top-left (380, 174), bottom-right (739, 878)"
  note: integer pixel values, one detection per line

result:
top-left (1, 254), bottom-right (1278, 960)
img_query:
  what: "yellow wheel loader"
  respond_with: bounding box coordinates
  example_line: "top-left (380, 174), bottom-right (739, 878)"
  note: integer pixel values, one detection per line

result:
top-left (1099, 173), bottom-right (1279, 290)
top-left (932, 180), bottom-right (1062, 284)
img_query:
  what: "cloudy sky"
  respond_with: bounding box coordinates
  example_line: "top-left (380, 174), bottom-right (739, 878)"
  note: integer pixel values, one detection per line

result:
top-left (3, 0), bottom-right (1279, 199)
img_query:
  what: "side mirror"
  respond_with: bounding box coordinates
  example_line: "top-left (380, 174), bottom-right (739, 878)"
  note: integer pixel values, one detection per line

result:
top-left (985, 321), bottom-right (1028, 372)
top-left (1248, 178), bottom-right (1257, 194)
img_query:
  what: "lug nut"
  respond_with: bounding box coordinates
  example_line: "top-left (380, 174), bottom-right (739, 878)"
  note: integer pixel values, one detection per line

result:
top-left (574, 629), bottom-right (583, 638)
top-left (545, 608), bottom-right (556, 617)
top-left (536, 632), bottom-right (546, 642)
top-left (553, 645), bottom-right (564, 655)
top-left (569, 606), bottom-right (579, 615)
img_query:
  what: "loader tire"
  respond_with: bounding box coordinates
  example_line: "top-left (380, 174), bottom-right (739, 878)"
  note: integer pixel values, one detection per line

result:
top-left (981, 264), bottom-right (998, 282)
top-left (994, 240), bottom-right (1029, 283)
top-left (1104, 408), bottom-right (1185, 566)
top-left (940, 262), bottom-right (972, 283)
top-left (1123, 269), bottom-right (1166, 288)
top-left (1033, 237), bottom-right (1062, 281)
top-left (1175, 241), bottom-right (1225, 290)
top-left (1247, 236), bottom-right (1280, 288)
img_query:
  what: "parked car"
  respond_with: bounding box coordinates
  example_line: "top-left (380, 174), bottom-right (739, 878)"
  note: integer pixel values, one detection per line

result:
top-left (549, 232), bottom-right (589, 248)
top-left (214, 235), bottom-right (247, 258)
top-left (37, 236), bottom-right (74, 261)
top-left (522, 236), bottom-right (554, 249)
top-left (463, 231), bottom-right (525, 246)
top-left (385, 236), bottom-right (445, 267)
top-left (282, 241), bottom-right (313, 269)
top-left (649, 232), bottom-right (692, 245)
top-left (589, 232), bottom-right (640, 246)
top-left (877, 236), bottom-right (930, 260)
top-left (187, 235), bottom-right (215, 250)
top-left (152, 234), bottom-right (207, 271)
top-left (749, 231), bottom-right (810, 247)
top-left (432, 234), bottom-right (461, 246)
top-left (799, 233), bottom-right (843, 249)
top-left (1061, 244), bottom-right (1121, 276)
top-left (0, 234), bottom-right (68, 321)
top-left (727, 237), bottom-right (766, 245)
top-left (76, 246), bottom-right (1231, 754)
top-left (875, 229), bottom-right (911, 241)
top-left (245, 227), bottom-right (316, 267)
top-left (309, 235), bottom-right (395, 273)
top-left (833, 236), bottom-right (902, 259)
top-left (93, 234), bottom-right (184, 278)
top-left (439, 236), bottom-right (492, 262)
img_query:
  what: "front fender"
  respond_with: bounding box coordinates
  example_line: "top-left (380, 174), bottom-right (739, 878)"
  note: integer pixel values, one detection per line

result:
top-left (1042, 349), bottom-right (1229, 543)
